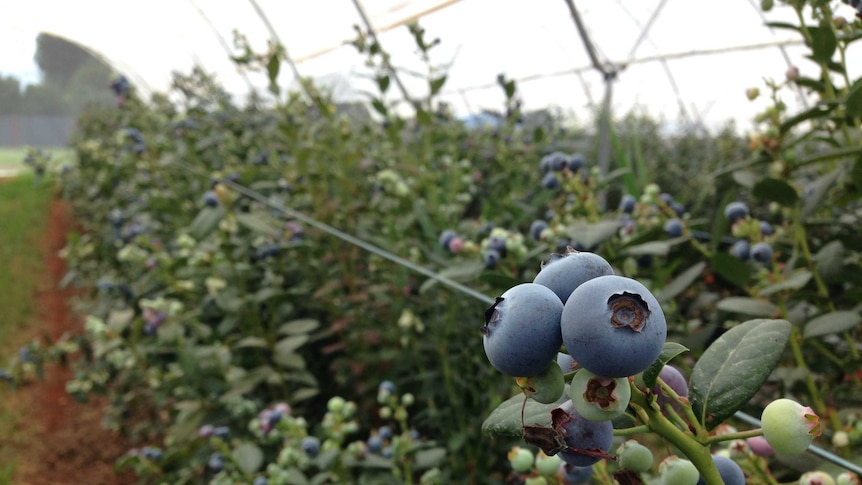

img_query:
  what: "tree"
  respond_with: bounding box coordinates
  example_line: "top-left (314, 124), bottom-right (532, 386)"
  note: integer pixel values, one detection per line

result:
top-left (0, 75), bottom-right (22, 114)
top-left (64, 58), bottom-right (114, 113)
top-left (20, 83), bottom-right (69, 115)
top-left (34, 33), bottom-right (93, 87)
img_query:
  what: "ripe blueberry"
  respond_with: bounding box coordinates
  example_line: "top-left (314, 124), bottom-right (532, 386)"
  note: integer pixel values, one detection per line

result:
top-left (530, 219), bottom-right (549, 241)
top-left (552, 400), bottom-right (614, 467)
top-left (481, 283), bottom-right (564, 377)
top-left (694, 454), bottom-right (745, 485)
top-left (619, 194), bottom-right (636, 214)
top-left (730, 240), bottom-right (750, 260)
top-left (301, 436), bottom-right (321, 457)
top-left (664, 218), bottom-right (684, 238)
top-left (542, 172), bottom-right (560, 189)
top-left (653, 365), bottom-right (689, 411)
top-left (533, 250), bottom-right (614, 304)
top-left (724, 202), bottom-right (750, 223)
top-left (751, 242), bottom-right (773, 263)
top-left (561, 275), bottom-right (667, 378)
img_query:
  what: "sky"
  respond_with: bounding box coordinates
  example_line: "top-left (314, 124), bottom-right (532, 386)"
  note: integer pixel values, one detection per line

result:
top-left (0, 24), bottom-right (42, 86)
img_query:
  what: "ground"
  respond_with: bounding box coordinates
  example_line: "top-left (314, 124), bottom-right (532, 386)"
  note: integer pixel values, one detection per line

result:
top-left (0, 188), bottom-right (135, 485)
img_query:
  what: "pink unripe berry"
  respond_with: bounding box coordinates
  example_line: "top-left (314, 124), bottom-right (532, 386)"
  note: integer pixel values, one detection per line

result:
top-left (746, 436), bottom-right (775, 456)
top-left (448, 237), bottom-right (463, 253)
top-left (799, 471), bottom-right (836, 485)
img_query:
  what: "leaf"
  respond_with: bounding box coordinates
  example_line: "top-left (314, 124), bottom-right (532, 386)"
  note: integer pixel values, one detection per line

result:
top-left (780, 103), bottom-right (837, 134)
top-left (267, 53), bottom-right (281, 85)
top-left (482, 387), bottom-right (569, 437)
top-left (802, 166), bottom-right (843, 218)
top-left (803, 311), bottom-right (861, 339)
top-left (278, 319), bottom-right (320, 336)
top-left (716, 297), bottom-right (779, 317)
top-left (236, 213), bottom-right (280, 236)
top-left (429, 76), bottom-right (447, 96)
top-left (732, 170), bottom-right (760, 189)
top-left (809, 27), bottom-right (837, 63)
top-left (414, 447), bottom-right (447, 469)
top-left (689, 319), bottom-right (791, 430)
top-left (656, 262), bottom-right (706, 302)
top-left (273, 335), bottom-right (310, 368)
top-left (752, 178), bottom-right (799, 206)
top-left (187, 207), bottom-right (225, 240)
top-left (758, 270), bottom-right (812, 296)
top-left (233, 442), bottom-right (264, 473)
top-left (376, 75), bottom-right (390, 93)
top-left (846, 77), bottom-right (862, 119)
top-left (234, 337), bottom-right (268, 349)
top-left (622, 241), bottom-right (671, 257)
top-left (567, 220), bottom-right (621, 249)
top-left (641, 342), bottom-right (690, 389)
top-left (813, 240), bottom-right (844, 282)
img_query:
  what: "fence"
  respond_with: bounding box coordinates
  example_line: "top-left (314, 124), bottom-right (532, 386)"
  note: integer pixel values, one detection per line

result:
top-left (0, 115), bottom-right (76, 147)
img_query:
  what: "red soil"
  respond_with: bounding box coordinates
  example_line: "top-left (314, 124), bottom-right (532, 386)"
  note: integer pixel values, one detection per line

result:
top-left (3, 194), bottom-right (136, 485)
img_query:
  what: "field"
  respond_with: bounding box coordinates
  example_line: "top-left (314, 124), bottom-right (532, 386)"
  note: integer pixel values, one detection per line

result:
top-left (0, 147), bottom-right (75, 176)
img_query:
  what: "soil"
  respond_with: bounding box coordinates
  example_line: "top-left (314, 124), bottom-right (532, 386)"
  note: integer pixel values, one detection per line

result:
top-left (2, 192), bottom-right (136, 485)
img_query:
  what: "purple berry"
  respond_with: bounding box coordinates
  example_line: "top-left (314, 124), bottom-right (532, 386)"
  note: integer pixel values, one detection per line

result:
top-left (664, 218), bottom-right (684, 238)
top-left (567, 154), bottom-right (585, 173)
top-left (530, 219), bottom-right (549, 241)
top-left (724, 202), bottom-right (750, 223)
top-left (730, 240), bottom-right (750, 260)
top-left (560, 463), bottom-right (593, 484)
top-left (484, 249), bottom-right (501, 269)
top-left (653, 365), bottom-right (689, 411)
top-left (438, 230), bottom-right (457, 250)
top-left (696, 455), bottom-right (745, 485)
top-left (301, 436), bottom-right (321, 457)
top-left (751, 242), bottom-right (773, 263)
top-left (542, 172), bottom-right (560, 189)
top-left (481, 283), bottom-right (564, 377)
top-left (619, 194), bottom-right (636, 214)
top-left (553, 400), bottom-right (614, 467)
top-left (561, 275), bottom-right (667, 378)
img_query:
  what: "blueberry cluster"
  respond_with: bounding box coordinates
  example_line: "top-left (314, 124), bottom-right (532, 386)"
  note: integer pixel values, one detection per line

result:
top-left (540, 151), bottom-right (587, 190)
top-left (617, 183), bottom-right (687, 241)
top-left (482, 249), bottom-right (667, 466)
top-left (723, 201), bottom-right (775, 264)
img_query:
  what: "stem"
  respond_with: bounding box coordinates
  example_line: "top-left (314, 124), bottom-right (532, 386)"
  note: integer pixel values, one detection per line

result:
top-left (613, 425), bottom-right (650, 436)
top-left (705, 428), bottom-right (763, 446)
top-left (629, 382), bottom-right (725, 485)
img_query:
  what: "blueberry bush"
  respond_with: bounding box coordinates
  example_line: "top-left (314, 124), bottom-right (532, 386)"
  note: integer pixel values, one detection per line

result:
top-left (9, 1), bottom-right (862, 483)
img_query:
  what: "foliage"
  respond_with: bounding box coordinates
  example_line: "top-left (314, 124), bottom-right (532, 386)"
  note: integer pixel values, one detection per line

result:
top-left (6, 1), bottom-right (861, 483)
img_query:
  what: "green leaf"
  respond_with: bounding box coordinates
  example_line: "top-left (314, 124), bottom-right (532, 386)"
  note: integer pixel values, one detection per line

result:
top-left (233, 442), bottom-right (264, 473)
top-left (267, 53), bottom-right (281, 85)
top-left (234, 336), bottom-right (268, 349)
top-left (732, 170), bottom-right (760, 189)
top-left (371, 98), bottom-right (388, 116)
top-left (758, 270), bottom-right (812, 296)
top-left (278, 319), bottom-right (320, 336)
top-left (813, 240), bottom-right (844, 282)
top-left (641, 342), bottom-right (690, 389)
top-left (656, 262), bottom-right (706, 303)
top-left (419, 261), bottom-right (485, 294)
top-left (187, 207), bottom-right (225, 240)
top-left (274, 335), bottom-right (310, 368)
top-left (809, 27), bottom-right (837, 63)
top-left (780, 103), bottom-right (837, 134)
top-left (567, 220), bottom-right (621, 249)
top-left (802, 166), bottom-right (843, 218)
top-left (414, 447), bottom-right (447, 469)
top-left (236, 213), bottom-right (280, 236)
top-left (482, 387), bottom-right (569, 437)
top-left (846, 77), bottom-right (862, 119)
top-left (429, 76), bottom-right (447, 96)
top-left (716, 297), bottom-right (779, 317)
top-left (689, 319), bottom-right (791, 430)
top-left (752, 178), bottom-right (799, 206)
top-left (623, 241), bottom-right (671, 257)
top-left (803, 311), bottom-right (861, 339)
top-left (376, 75), bottom-right (390, 93)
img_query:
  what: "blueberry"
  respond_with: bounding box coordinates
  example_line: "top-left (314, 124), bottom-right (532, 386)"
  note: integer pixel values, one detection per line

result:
top-left (202, 191), bottom-right (219, 207)
top-left (533, 250), bottom-right (614, 304)
top-left (553, 400), bottom-right (614, 466)
top-left (751, 242), bottom-right (773, 263)
top-left (483, 249), bottom-right (501, 269)
top-left (487, 236), bottom-right (507, 257)
top-left (560, 463), bottom-right (593, 484)
top-left (542, 172), bottom-right (560, 189)
top-left (619, 194), bottom-right (636, 214)
top-left (659, 193), bottom-right (674, 205)
top-left (252, 150), bottom-right (270, 166)
top-left (367, 435), bottom-right (384, 453)
top-left (663, 218), bottom-right (684, 238)
top-left (670, 201), bottom-right (686, 217)
top-left (301, 436), bottom-right (321, 457)
top-left (207, 452), bottom-right (225, 472)
top-left (141, 446), bottom-right (163, 460)
top-left (213, 426), bottom-right (230, 440)
top-left (730, 240), bottom-right (750, 260)
top-left (658, 456), bottom-right (699, 485)
top-left (253, 478), bottom-right (269, 485)
top-left (481, 283), bottom-right (564, 377)
top-left (541, 151), bottom-right (569, 172)
top-left (653, 365), bottom-right (688, 412)
top-left (377, 425), bottom-right (394, 441)
top-left (746, 436), bottom-right (774, 456)
top-left (568, 369), bottom-right (631, 421)
top-left (761, 398), bottom-right (821, 455)
top-left (561, 275), bottom-right (667, 378)
top-left (516, 362), bottom-right (565, 404)
top-left (198, 424), bottom-right (215, 438)
top-left (438, 230), bottom-right (457, 250)
top-left (724, 201), bottom-right (750, 223)
top-left (567, 154), bottom-right (585, 173)
top-left (617, 440), bottom-right (653, 473)
top-left (529, 219), bottom-right (549, 241)
top-left (759, 220), bottom-right (774, 235)
top-left (695, 455), bottom-right (745, 485)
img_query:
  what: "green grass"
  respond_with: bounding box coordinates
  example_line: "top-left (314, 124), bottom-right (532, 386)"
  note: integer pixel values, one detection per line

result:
top-left (0, 173), bottom-right (53, 481)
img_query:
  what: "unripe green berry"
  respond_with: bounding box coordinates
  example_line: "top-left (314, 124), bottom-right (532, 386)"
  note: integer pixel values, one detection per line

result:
top-left (617, 440), bottom-right (654, 473)
top-left (516, 363), bottom-right (565, 404)
top-left (327, 396), bottom-right (345, 413)
top-left (837, 472), bottom-right (860, 485)
top-left (379, 407), bottom-right (392, 419)
top-left (402, 393), bottom-right (415, 406)
top-left (568, 369), bottom-right (631, 421)
top-left (535, 450), bottom-right (562, 476)
top-left (508, 446), bottom-right (535, 473)
top-left (799, 471), bottom-right (836, 485)
top-left (761, 398), bottom-right (821, 455)
top-left (659, 456), bottom-right (699, 485)
top-left (525, 477), bottom-right (548, 485)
